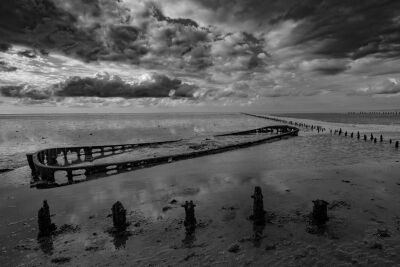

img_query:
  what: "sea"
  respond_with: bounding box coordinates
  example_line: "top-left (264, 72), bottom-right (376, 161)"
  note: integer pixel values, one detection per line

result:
top-left (1, 112), bottom-right (400, 171)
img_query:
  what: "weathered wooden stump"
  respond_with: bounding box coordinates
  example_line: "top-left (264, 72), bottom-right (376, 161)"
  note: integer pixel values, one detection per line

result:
top-left (182, 201), bottom-right (197, 232)
top-left (312, 200), bottom-right (329, 226)
top-left (350, 132), bottom-right (353, 138)
top-left (364, 134), bottom-right (367, 141)
top-left (251, 186), bottom-right (266, 225)
top-left (396, 141), bottom-right (399, 149)
top-left (112, 201), bottom-right (128, 231)
top-left (370, 133), bottom-right (374, 141)
top-left (38, 200), bottom-right (56, 237)
top-left (380, 135), bottom-right (383, 142)
top-left (374, 137), bottom-right (377, 143)
top-left (357, 131), bottom-right (360, 139)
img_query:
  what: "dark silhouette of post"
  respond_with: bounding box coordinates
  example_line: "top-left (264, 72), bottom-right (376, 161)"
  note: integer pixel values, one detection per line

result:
top-left (27, 153), bottom-right (38, 179)
top-left (38, 200), bottom-right (56, 237)
top-left (396, 141), bottom-right (399, 149)
top-left (380, 135), bottom-right (383, 142)
top-left (112, 201), bottom-right (128, 231)
top-left (370, 133), bottom-right (374, 141)
top-left (374, 137), bottom-right (377, 143)
top-left (339, 129), bottom-right (342, 136)
top-left (350, 132), bottom-right (353, 138)
top-left (357, 131), bottom-right (360, 139)
top-left (251, 186), bottom-right (266, 225)
top-left (364, 134), bottom-right (367, 141)
top-left (312, 200), bottom-right (329, 226)
top-left (182, 201), bottom-right (197, 232)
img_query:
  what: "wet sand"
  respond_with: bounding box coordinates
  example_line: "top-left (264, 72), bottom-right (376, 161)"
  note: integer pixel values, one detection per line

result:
top-left (1, 131), bottom-right (400, 266)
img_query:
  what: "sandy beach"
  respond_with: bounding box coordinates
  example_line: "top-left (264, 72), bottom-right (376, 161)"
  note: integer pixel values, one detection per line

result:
top-left (1, 116), bottom-right (399, 266)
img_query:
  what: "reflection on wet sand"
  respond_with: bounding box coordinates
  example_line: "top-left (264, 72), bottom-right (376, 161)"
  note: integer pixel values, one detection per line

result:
top-left (38, 236), bottom-right (54, 255)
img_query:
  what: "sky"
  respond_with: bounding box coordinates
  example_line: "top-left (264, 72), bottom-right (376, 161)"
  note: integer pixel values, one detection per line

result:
top-left (0, 0), bottom-right (400, 113)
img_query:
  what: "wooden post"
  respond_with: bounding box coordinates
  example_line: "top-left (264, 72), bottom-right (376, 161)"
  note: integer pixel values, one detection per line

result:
top-left (182, 201), bottom-right (197, 233)
top-left (85, 147), bottom-right (93, 161)
top-left (112, 201), bottom-right (128, 231)
top-left (251, 186), bottom-right (266, 225)
top-left (312, 200), bottom-right (329, 225)
top-left (38, 200), bottom-right (56, 237)
top-left (26, 154), bottom-right (37, 178)
top-left (67, 170), bottom-right (73, 183)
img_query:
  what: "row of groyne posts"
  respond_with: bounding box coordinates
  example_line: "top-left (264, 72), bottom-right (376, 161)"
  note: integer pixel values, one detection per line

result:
top-left (330, 128), bottom-right (399, 149)
top-left (37, 187), bottom-right (329, 240)
top-left (244, 114), bottom-right (326, 133)
top-left (244, 113), bottom-right (399, 149)
top-left (348, 111), bottom-right (400, 116)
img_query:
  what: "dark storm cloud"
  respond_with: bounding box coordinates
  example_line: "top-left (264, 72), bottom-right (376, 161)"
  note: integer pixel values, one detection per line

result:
top-left (0, 0), bottom-right (211, 64)
top-left (0, 85), bottom-right (51, 100)
top-left (0, 74), bottom-right (199, 100)
top-left (54, 74), bottom-right (198, 98)
top-left (299, 58), bottom-right (349, 75)
top-left (195, 0), bottom-right (400, 59)
top-left (0, 43), bottom-right (11, 52)
top-left (0, 0), bottom-right (108, 61)
top-left (0, 61), bottom-right (17, 72)
top-left (0, 0), bottom-right (268, 72)
top-left (151, 6), bottom-right (199, 28)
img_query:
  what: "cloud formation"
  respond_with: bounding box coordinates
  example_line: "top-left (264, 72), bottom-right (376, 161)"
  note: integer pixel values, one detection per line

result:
top-left (1, 73), bottom-right (199, 100)
top-left (1, 0), bottom-right (400, 111)
top-left (351, 78), bottom-right (400, 96)
top-left (55, 73), bottom-right (198, 98)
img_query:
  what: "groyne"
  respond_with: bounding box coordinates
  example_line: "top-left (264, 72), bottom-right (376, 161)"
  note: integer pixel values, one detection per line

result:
top-left (27, 125), bottom-right (299, 188)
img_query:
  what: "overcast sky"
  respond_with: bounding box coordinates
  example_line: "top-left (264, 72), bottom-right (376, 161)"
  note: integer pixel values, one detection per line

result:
top-left (1, 0), bottom-right (400, 113)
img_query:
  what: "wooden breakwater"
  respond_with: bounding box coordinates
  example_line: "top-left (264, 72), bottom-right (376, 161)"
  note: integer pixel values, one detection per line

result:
top-left (242, 113), bottom-right (326, 133)
top-left (27, 125), bottom-right (299, 188)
